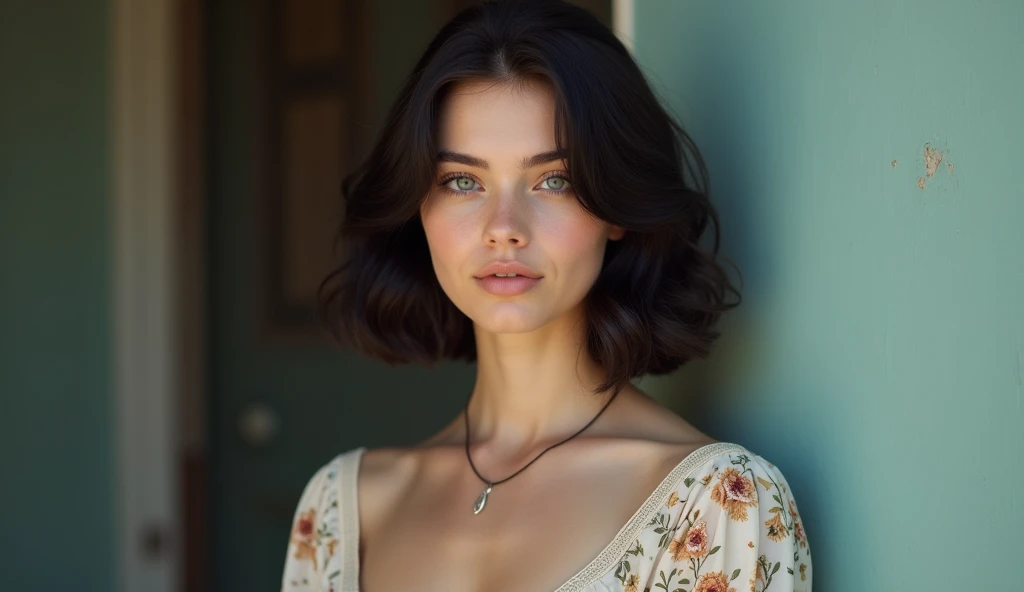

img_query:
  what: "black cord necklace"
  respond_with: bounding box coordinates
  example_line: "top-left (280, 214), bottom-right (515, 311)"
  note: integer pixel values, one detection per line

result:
top-left (463, 387), bottom-right (621, 514)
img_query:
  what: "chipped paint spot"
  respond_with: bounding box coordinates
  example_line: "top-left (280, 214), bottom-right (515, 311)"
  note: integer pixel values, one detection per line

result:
top-left (917, 143), bottom-right (954, 190)
top-left (925, 143), bottom-right (944, 176)
top-left (891, 159), bottom-right (898, 168)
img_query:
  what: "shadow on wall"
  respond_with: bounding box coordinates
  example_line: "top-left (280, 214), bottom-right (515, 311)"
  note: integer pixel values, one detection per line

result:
top-left (637, 13), bottom-right (843, 588)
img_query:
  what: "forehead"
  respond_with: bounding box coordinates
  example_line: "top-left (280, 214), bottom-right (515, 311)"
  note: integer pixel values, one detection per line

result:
top-left (436, 79), bottom-right (558, 152)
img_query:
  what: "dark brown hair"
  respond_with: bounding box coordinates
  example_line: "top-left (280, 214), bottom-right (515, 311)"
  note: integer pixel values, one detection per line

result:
top-left (319, 0), bottom-right (742, 395)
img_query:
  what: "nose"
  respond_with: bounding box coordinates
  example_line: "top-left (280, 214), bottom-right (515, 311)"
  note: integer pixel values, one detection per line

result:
top-left (482, 187), bottom-right (530, 247)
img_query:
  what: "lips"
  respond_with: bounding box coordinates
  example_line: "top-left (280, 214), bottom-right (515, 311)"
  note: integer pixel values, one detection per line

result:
top-left (474, 274), bottom-right (541, 296)
top-left (473, 260), bottom-right (542, 279)
top-left (473, 260), bottom-right (543, 296)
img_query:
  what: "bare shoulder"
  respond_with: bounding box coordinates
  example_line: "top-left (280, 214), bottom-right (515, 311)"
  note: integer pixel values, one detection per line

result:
top-left (521, 384), bottom-right (720, 483)
top-left (356, 445), bottom-right (421, 534)
top-left (605, 385), bottom-right (718, 459)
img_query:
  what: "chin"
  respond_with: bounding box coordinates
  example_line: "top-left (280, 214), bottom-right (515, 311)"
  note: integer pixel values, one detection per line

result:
top-left (470, 304), bottom-right (552, 334)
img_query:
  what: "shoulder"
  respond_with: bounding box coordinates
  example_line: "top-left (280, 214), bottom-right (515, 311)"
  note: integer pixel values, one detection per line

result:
top-left (644, 444), bottom-right (812, 590)
top-left (675, 444), bottom-right (802, 520)
top-left (282, 450), bottom-right (358, 587)
top-left (291, 447), bottom-right (364, 516)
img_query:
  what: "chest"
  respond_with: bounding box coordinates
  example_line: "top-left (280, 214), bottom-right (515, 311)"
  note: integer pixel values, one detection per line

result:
top-left (357, 455), bottom-right (667, 592)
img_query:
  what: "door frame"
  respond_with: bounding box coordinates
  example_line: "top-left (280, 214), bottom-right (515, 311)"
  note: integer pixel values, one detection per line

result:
top-left (111, 1), bottom-right (634, 591)
top-left (111, 0), bottom-right (184, 592)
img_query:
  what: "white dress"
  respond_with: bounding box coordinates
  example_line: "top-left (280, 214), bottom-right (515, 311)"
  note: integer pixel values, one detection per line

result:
top-left (281, 442), bottom-right (812, 591)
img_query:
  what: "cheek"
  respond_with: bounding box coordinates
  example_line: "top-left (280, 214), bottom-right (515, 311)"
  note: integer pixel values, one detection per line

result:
top-left (546, 215), bottom-right (609, 272)
top-left (420, 206), bottom-right (470, 281)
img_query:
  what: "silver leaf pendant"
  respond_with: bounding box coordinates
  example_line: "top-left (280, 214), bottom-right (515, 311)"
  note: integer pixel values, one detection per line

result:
top-left (473, 484), bottom-right (493, 515)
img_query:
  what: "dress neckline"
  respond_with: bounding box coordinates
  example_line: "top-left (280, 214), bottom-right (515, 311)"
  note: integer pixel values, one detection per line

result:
top-left (336, 441), bottom-right (746, 592)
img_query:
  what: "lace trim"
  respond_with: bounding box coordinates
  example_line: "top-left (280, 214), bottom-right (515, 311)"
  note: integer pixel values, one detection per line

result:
top-left (552, 441), bottom-right (747, 592)
top-left (338, 447), bottom-right (367, 592)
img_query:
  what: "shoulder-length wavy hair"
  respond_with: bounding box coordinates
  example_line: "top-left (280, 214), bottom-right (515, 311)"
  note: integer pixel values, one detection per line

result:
top-left (319, 0), bottom-right (742, 396)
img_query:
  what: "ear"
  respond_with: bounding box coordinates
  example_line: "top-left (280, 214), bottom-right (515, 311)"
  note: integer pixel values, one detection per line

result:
top-left (608, 225), bottom-right (626, 241)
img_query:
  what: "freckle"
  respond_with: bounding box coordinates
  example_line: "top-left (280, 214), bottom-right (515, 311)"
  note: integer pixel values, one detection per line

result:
top-left (891, 160), bottom-right (898, 168)
top-left (917, 177), bottom-right (926, 190)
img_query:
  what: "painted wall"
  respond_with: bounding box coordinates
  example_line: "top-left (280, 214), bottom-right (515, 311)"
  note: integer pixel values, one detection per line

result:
top-left (0, 1), bottom-right (113, 590)
top-left (634, 1), bottom-right (1023, 589)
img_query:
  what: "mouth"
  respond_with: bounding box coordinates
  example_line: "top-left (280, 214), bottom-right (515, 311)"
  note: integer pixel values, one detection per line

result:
top-left (474, 274), bottom-right (542, 296)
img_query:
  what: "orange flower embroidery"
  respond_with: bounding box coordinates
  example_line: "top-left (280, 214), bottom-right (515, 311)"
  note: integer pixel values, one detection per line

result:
top-left (794, 518), bottom-right (807, 547)
top-left (624, 573), bottom-right (641, 592)
top-left (765, 513), bottom-right (789, 542)
top-left (667, 491), bottom-right (681, 508)
top-left (693, 571), bottom-right (735, 592)
top-left (799, 563), bottom-right (808, 581)
top-left (290, 508), bottom-right (318, 567)
top-left (668, 519), bottom-right (708, 561)
top-left (710, 468), bottom-right (757, 521)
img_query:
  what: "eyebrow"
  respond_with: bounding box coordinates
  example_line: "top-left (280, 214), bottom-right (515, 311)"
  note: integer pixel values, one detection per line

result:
top-left (436, 150), bottom-right (567, 171)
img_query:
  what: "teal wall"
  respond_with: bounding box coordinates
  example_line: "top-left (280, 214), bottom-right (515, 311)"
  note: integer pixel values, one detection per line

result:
top-left (635, 1), bottom-right (1023, 589)
top-left (0, 1), bottom-right (114, 590)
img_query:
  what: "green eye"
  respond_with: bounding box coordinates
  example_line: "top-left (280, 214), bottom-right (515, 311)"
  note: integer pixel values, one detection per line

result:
top-left (438, 174), bottom-right (480, 195)
top-left (541, 174), bottom-right (572, 193)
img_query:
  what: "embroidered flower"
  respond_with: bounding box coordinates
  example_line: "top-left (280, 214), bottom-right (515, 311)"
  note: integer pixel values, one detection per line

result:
top-left (710, 468), bottom-right (757, 521)
top-left (668, 519), bottom-right (708, 561)
top-left (290, 508), bottom-right (318, 567)
top-left (765, 513), bottom-right (789, 542)
top-left (799, 563), bottom-right (808, 581)
top-left (667, 491), bottom-right (680, 508)
top-left (624, 573), bottom-right (640, 592)
top-left (693, 571), bottom-right (735, 592)
top-left (793, 518), bottom-right (807, 547)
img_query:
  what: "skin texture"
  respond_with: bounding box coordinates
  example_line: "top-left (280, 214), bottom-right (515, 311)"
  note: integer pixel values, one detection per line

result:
top-left (357, 78), bottom-right (715, 592)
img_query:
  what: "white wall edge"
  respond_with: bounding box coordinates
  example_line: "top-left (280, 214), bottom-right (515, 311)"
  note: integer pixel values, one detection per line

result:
top-left (111, 0), bottom-right (180, 591)
top-left (613, 0), bottom-right (636, 54)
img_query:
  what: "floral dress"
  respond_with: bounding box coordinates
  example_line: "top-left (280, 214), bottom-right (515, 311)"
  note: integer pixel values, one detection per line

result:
top-left (281, 442), bottom-right (812, 592)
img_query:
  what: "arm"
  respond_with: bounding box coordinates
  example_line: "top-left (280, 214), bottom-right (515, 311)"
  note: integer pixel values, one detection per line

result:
top-left (280, 463), bottom-right (332, 592)
top-left (649, 451), bottom-right (812, 592)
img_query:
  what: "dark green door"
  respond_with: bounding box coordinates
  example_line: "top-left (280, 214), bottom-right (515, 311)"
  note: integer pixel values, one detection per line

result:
top-left (205, 1), bottom-right (475, 590)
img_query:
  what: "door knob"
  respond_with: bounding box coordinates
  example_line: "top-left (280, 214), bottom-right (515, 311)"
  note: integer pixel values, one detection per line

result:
top-left (238, 402), bottom-right (280, 447)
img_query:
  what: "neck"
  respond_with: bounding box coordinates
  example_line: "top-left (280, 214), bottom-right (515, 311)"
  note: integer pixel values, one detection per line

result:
top-left (464, 308), bottom-right (619, 461)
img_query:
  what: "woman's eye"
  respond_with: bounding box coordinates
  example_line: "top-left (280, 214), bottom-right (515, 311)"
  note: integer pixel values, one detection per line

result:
top-left (541, 175), bottom-right (571, 192)
top-left (439, 175), bottom-right (480, 193)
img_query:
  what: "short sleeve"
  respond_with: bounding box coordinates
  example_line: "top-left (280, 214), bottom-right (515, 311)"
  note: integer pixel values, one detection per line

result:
top-left (648, 450), bottom-right (812, 592)
top-left (280, 459), bottom-right (341, 592)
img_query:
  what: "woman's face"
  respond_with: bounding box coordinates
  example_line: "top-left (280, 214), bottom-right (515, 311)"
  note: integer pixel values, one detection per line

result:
top-left (419, 78), bottom-right (625, 334)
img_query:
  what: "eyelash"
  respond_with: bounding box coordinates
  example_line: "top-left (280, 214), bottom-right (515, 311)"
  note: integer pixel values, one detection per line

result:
top-left (436, 171), bottom-right (573, 196)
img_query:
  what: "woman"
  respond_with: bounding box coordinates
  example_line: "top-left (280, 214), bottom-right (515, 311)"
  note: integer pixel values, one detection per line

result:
top-left (281, 1), bottom-right (812, 590)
